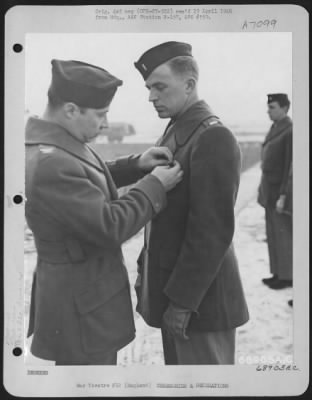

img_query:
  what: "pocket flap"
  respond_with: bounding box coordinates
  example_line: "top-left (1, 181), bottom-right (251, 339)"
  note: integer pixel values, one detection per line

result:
top-left (75, 269), bottom-right (128, 315)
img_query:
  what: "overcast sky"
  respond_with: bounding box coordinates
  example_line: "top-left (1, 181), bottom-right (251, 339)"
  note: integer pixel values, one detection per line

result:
top-left (25, 32), bottom-right (292, 142)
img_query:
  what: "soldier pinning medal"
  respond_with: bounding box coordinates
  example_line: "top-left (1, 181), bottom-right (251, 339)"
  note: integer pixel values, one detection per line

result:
top-left (25, 59), bottom-right (183, 365)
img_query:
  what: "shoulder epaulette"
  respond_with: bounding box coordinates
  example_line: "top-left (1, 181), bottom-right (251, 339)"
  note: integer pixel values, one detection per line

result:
top-left (39, 144), bottom-right (56, 154)
top-left (202, 117), bottom-right (222, 129)
top-left (208, 118), bottom-right (221, 126)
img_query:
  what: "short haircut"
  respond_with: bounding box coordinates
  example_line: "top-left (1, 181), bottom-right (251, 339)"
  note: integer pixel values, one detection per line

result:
top-left (47, 87), bottom-right (87, 113)
top-left (47, 87), bottom-right (65, 109)
top-left (277, 97), bottom-right (291, 109)
top-left (166, 56), bottom-right (199, 81)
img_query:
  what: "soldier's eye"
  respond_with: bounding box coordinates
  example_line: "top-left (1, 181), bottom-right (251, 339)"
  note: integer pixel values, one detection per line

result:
top-left (155, 84), bottom-right (166, 91)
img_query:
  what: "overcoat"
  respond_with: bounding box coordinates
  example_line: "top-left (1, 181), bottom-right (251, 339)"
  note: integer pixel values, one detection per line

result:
top-left (282, 162), bottom-right (292, 216)
top-left (257, 115), bottom-right (293, 281)
top-left (258, 116), bottom-right (292, 208)
top-left (135, 101), bottom-right (249, 332)
top-left (25, 117), bottom-right (166, 363)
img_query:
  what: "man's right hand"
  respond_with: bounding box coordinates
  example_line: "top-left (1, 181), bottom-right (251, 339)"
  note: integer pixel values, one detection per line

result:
top-left (151, 161), bottom-right (183, 192)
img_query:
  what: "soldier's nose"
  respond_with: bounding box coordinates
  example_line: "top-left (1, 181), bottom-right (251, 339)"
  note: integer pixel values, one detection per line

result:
top-left (101, 115), bottom-right (109, 129)
top-left (149, 91), bottom-right (157, 102)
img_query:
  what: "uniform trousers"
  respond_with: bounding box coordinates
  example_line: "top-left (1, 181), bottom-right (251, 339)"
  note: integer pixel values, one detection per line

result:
top-left (265, 207), bottom-right (292, 280)
top-left (161, 328), bottom-right (236, 365)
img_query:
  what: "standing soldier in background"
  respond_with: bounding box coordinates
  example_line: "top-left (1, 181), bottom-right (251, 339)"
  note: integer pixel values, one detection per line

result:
top-left (258, 93), bottom-right (293, 290)
top-left (25, 59), bottom-right (183, 365)
top-left (134, 41), bottom-right (249, 365)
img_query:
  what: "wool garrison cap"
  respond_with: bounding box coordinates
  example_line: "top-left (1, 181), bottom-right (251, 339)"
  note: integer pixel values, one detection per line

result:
top-left (48, 59), bottom-right (123, 109)
top-left (267, 93), bottom-right (290, 107)
top-left (134, 41), bottom-right (193, 80)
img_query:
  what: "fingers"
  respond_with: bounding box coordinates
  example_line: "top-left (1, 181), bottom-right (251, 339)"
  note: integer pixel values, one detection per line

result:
top-left (156, 159), bottom-right (172, 167)
top-left (163, 319), bottom-right (181, 339)
top-left (171, 324), bottom-right (188, 340)
top-left (182, 330), bottom-right (190, 340)
top-left (175, 173), bottom-right (184, 185)
top-left (153, 160), bottom-right (181, 171)
top-left (170, 160), bottom-right (181, 171)
top-left (182, 318), bottom-right (190, 340)
top-left (162, 317), bottom-right (189, 340)
top-left (153, 165), bottom-right (170, 172)
top-left (275, 201), bottom-right (283, 213)
top-left (155, 147), bottom-right (173, 162)
top-left (154, 161), bottom-right (182, 172)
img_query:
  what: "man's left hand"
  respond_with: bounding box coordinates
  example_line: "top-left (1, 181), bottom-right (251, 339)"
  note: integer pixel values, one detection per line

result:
top-left (276, 194), bottom-right (286, 213)
top-left (162, 302), bottom-right (192, 340)
top-left (138, 147), bottom-right (173, 172)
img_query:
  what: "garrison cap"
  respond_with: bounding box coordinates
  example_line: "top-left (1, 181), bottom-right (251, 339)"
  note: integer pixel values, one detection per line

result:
top-left (48, 59), bottom-right (123, 109)
top-left (267, 93), bottom-right (290, 107)
top-left (134, 41), bottom-right (193, 80)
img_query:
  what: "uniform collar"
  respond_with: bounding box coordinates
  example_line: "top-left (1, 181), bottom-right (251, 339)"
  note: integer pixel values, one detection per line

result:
top-left (264, 115), bottom-right (292, 145)
top-left (276, 115), bottom-right (292, 128)
top-left (25, 116), bottom-right (105, 172)
top-left (167, 100), bottom-right (217, 147)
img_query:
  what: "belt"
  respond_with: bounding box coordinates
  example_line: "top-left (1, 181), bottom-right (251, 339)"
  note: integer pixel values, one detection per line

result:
top-left (34, 237), bottom-right (89, 263)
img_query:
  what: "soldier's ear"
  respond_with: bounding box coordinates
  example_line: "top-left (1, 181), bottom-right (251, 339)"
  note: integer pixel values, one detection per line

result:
top-left (283, 105), bottom-right (290, 114)
top-left (63, 102), bottom-right (80, 120)
top-left (185, 78), bottom-right (196, 94)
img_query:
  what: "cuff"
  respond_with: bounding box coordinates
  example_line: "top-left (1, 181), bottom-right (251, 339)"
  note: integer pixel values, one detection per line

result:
top-left (128, 154), bottom-right (142, 167)
top-left (164, 280), bottom-right (200, 313)
top-left (169, 301), bottom-right (193, 313)
top-left (115, 154), bottom-right (141, 169)
top-left (127, 154), bottom-right (147, 178)
top-left (109, 155), bottom-right (129, 168)
top-left (133, 174), bottom-right (167, 214)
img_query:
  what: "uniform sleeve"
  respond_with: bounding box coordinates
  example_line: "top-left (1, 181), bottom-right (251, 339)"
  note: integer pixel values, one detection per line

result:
top-left (32, 152), bottom-right (166, 249)
top-left (106, 154), bottom-right (146, 188)
top-left (163, 126), bottom-right (241, 311)
top-left (282, 162), bottom-right (293, 215)
top-left (279, 128), bottom-right (292, 195)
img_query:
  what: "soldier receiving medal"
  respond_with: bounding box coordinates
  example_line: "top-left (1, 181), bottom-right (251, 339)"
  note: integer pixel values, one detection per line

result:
top-left (133, 41), bottom-right (249, 365)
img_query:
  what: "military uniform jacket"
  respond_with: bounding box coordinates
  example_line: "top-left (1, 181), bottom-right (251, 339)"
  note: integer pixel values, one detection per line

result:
top-left (25, 117), bottom-right (166, 363)
top-left (258, 116), bottom-right (292, 208)
top-left (282, 162), bottom-right (292, 216)
top-left (135, 100), bottom-right (249, 332)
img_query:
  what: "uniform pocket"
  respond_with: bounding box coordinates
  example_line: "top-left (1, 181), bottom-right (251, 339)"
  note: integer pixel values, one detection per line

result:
top-left (75, 272), bottom-right (135, 354)
top-left (75, 271), bottom-right (126, 314)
